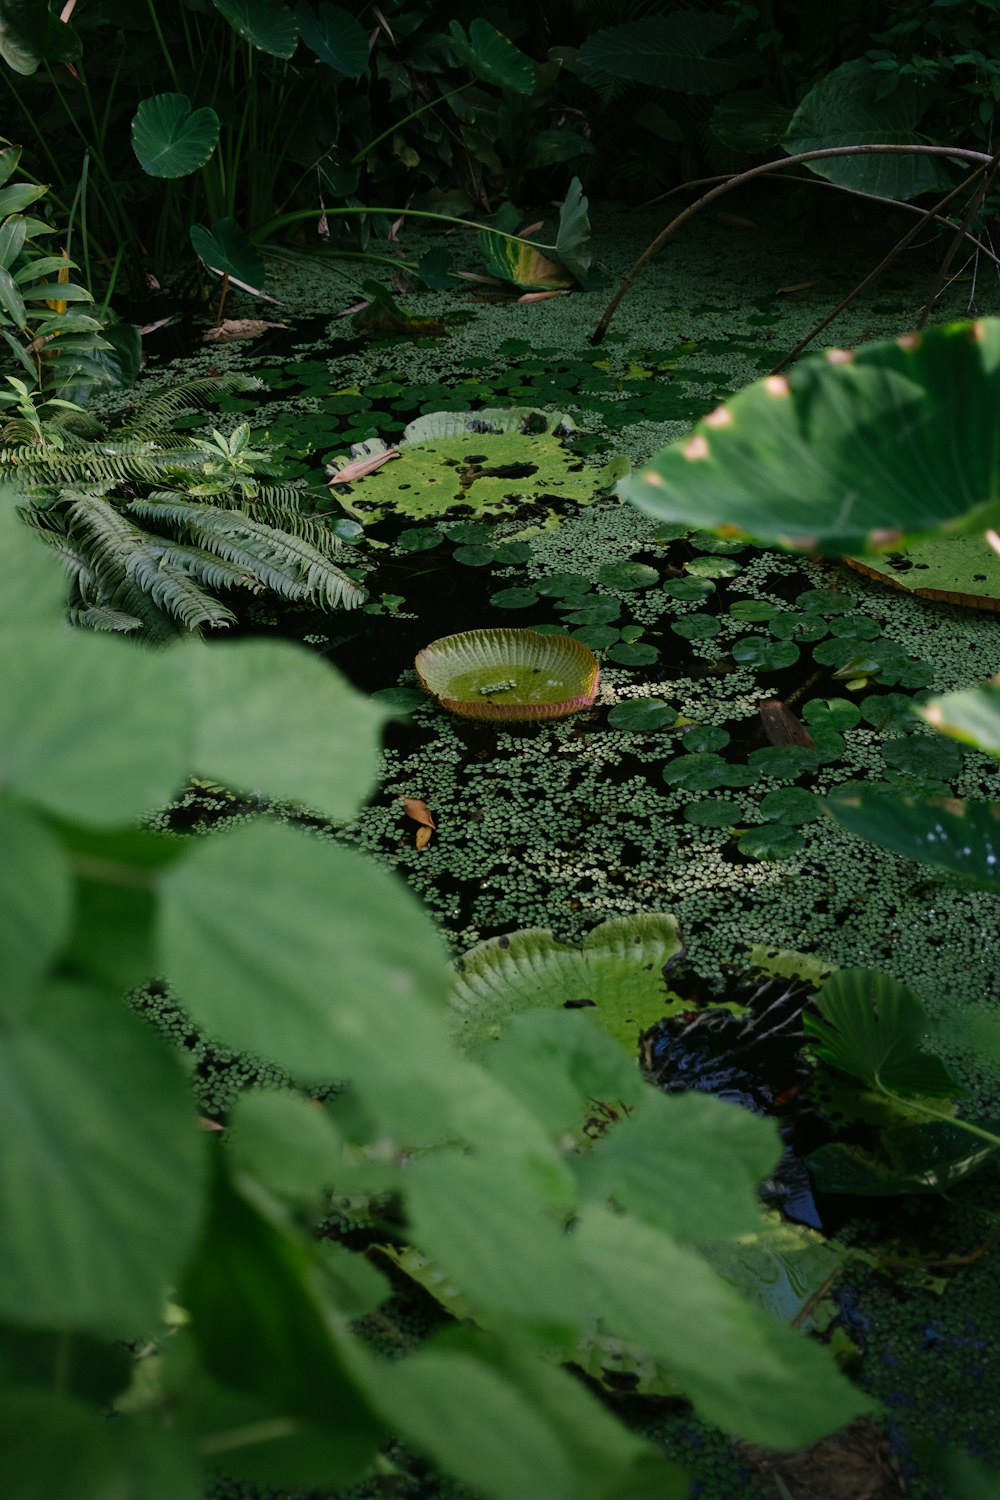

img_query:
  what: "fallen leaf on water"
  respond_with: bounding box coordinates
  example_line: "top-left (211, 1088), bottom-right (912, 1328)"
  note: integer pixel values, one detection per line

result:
top-left (402, 797), bottom-right (436, 849)
top-left (776, 280), bottom-right (817, 295)
top-left (328, 449), bottom-right (401, 484)
top-left (517, 290), bottom-right (571, 303)
top-left (758, 697), bottom-right (815, 748)
top-left (202, 318), bottom-right (288, 342)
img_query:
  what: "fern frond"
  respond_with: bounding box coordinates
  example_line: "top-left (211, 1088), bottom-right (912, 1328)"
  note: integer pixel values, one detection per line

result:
top-left (145, 485), bottom-right (349, 557)
top-left (121, 373), bottom-right (264, 434)
top-left (68, 603), bottom-right (144, 634)
top-left (126, 496), bottom-right (366, 610)
top-left (67, 493), bottom-right (237, 632)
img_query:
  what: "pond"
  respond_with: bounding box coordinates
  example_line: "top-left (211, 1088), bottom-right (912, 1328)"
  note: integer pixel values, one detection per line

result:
top-left (132, 201), bottom-right (1000, 1499)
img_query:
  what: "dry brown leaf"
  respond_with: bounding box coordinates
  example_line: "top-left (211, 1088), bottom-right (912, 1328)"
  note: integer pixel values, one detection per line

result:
top-left (415, 825), bottom-right (434, 850)
top-left (328, 449), bottom-right (401, 484)
top-left (715, 211), bottom-right (758, 230)
top-left (402, 797), bottom-right (436, 828)
top-left (202, 318), bottom-right (287, 343)
top-left (198, 1116), bottom-right (225, 1132)
top-left (776, 280), bottom-right (817, 295)
top-left (517, 220), bottom-right (545, 237)
top-left (758, 697), bottom-right (815, 749)
top-left (517, 289), bottom-right (571, 303)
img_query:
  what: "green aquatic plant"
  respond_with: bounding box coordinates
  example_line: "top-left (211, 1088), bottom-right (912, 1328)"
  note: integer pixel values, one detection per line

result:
top-left (6, 375), bottom-right (363, 639)
top-left (1, 499), bottom-right (874, 1500)
top-left (415, 627), bottom-right (599, 722)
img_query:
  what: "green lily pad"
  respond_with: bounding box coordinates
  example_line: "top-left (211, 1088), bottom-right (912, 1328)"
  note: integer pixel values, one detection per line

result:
top-left (596, 561), bottom-right (659, 591)
top-left (768, 613), bottom-right (827, 642)
top-left (415, 628), bottom-right (599, 722)
top-left (671, 614), bottom-right (721, 641)
top-left (731, 638), bottom-right (800, 671)
top-left (685, 556), bottom-right (742, 579)
top-left (608, 641), bottom-right (658, 666)
top-left (685, 800), bottom-right (741, 828)
top-left (561, 599), bottom-right (621, 626)
top-left (747, 745), bottom-right (818, 779)
top-left (572, 625), bottom-right (620, 650)
top-left (624, 321), bottom-right (1000, 553)
top-left (845, 532), bottom-right (1000, 610)
top-left (453, 545), bottom-right (497, 567)
top-left (795, 589), bottom-right (854, 615)
top-left (370, 687), bottom-right (426, 717)
top-left (397, 527), bottom-right (442, 552)
top-left (535, 573), bottom-right (591, 598)
top-left (443, 522), bottom-right (492, 544)
top-left (827, 614), bottom-right (881, 641)
top-left (448, 914), bottom-right (684, 1059)
top-left (490, 587), bottom-right (538, 610)
top-left (803, 698), bottom-right (862, 732)
top-left (729, 599), bottom-right (776, 622)
top-left (860, 693), bottom-right (923, 732)
top-left (882, 735), bottom-right (964, 781)
top-left (758, 787), bottom-right (821, 825)
top-left (607, 698), bottom-right (676, 731)
top-left (681, 726), bottom-right (730, 753)
top-left (329, 408), bottom-right (602, 526)
top-left (663, 753), bottom-right (733, 792)
top-left (662, 577), bottom-right (715, 601)
top-left (737, 825), bottom-right (805, 860)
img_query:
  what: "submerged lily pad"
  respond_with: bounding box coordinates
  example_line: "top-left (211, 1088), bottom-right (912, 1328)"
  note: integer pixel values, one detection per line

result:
top-left (328, 408), bottom-right (607, 526)
top-left (448, 914), bottom-right (684, 1058)
top-left (606, 698), bottom-right (676, 730)
top-left (415, 628), bottom-right (599, 721)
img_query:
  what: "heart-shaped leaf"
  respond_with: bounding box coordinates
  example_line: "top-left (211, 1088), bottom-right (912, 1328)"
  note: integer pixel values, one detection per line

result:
top-left (132, 93), bottom-right (220, 178)
top-left (190, 217), bottom-right (266, 288)
top-left (295, 1), bottom-right (367, 74)
top-left (210, 0), bottom-right (298, 57)
top-left (803, 968), bottom-right (963, 1098)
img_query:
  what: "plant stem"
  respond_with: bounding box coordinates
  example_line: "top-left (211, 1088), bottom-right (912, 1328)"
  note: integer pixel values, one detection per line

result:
top-left (590, 144), bottom-right (994, 345)
top-left (916, 146), bottom-right (1000, 327)
top-left (351, 81), bottom-right (473, 166)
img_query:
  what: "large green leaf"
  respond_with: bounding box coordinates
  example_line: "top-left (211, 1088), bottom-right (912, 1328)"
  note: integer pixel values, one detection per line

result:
top-left (183, 1163), bottom-right (382, 1466)
top-left (449, 17), bottom-right (535, 95)
top-left (184, 639), bottom-right (384, 820)
top-left (189, 217), bottom-right (265, 288)
top-left (0, 980), bottom-right (207, 1334)
top-left (158, 821), bottom-right (466, 1142)
top-left (478, 229), bottom-right (573, 290)
top-left (826, 790), bottom-right (1000, 893)
top-left (577, 1090), bottom-right (779, 1243)
top-left (922, 681), bottom-right (1000, 755)
top-left (575, 1206), bottom-right (868, 1448)
top-left (783, 59), bottom-right (955, 201)
top-left (581, 12), bottom-right (760, 95)
top-left (448, 913), bottom-right (684, 1060)
top-left (0, 802), bottom-right (71, 996)
top-left (803, 968), bottom-right (963, 1098)
top-left (807, 1118), bottom-right (1000, 1196)
top-left (0, 0), bottom-right (80, 74)
top-left (554, 177), bottom-right (591, 287)
top-left (0, 1391), bottom-right (202, 1500)
top-left (0, 626), bottom-right (189, 825)
top-left (210, 0), bottom-right (298, 57)
top-left (624, 320), bottom-right (1000, 554)
top-left (0, 491), bottom-right (67, 623)
top-left (845, 531), bottom-right (1000, 610)
top-left (131, 94), bottom-right (220, 179)
top-left (295, 1), bottom-right (367, 75)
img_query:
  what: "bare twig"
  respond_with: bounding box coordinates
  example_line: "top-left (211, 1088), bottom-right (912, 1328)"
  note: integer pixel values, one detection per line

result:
top-left (916, 146), bottom-right (1000, 328)
top-left (770, 162), bottom-right (991, 373)
top-left (590, 144), bottom-right (993, 346)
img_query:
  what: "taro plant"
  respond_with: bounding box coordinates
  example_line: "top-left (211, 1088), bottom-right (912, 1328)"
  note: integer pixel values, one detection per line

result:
top-left (0, 498), bottom-right (874, 1499)
top-left (4, 374), bottom-right (364, 639)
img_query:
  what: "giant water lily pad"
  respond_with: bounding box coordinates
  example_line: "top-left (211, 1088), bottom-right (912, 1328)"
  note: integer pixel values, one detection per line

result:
top-left (844, 532), bottom-right (1000, 611)
top-left (415, 629), bottom-right (599, 721)
top-left (623, 321), bottom-right (1000, 554)
top-left (449, 914), bottom-right (684, 1058)
top-left (328, 408), bottom-right (607, 525)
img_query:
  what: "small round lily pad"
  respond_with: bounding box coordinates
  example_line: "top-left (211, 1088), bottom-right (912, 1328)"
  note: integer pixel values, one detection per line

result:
top-left (729, 599), bottom-right (776, 622)
top-left (663, 753), bottom-right (732, 791)
top-left (860, 693), bottom-right (923, 731)
top-left (688, 531), bottom-right (746, 555)
top-left (415, 628), bottom-right (599, 721)
top-left (490, 587), bottom-right (539, 609)
top-left (671, 614), bottom-right (721, 641)
top-left (731, 638), bottom-right (800, 671)
top-left (454, 544), bottom-right (498, 566)
top-left (882, 735), bottom-right (964, 780)
top-left (573, 624), bottom-right (620, 650)
top-left (609, 641), bottom-right (659, 665)
top-left (444, 521), bottom-right (492, 543)
top-left (535, 573), bottom-right (591, 598)
top-left (681, 725), bottom-right (730, 753)
top-left (803, 698), bottom-right (862, 732)
top-left (796, 588), bottom-right (852, 614)
top-left (768, 612), bottom-right (827, 642)
top-left (662, 577), bottom-right (715, 601)
top-left (737, 825), bottom-right (805, 860)
top-left (747, 744), bottom-right (819, 779)
top-left (828, 614), bottom-right (881, 640)
top-left (597, 561), bottom-right (660, 591)
top-left (758, 787), bottom-right (822, 825)
top-left (607, 698), bottom-right (676, 731)
top-left (686, 556), bottom-right (742, 578)
top-left (492, 541), bottom-right (533, 564)
top-left (561, 599), bottom-right (621, 625)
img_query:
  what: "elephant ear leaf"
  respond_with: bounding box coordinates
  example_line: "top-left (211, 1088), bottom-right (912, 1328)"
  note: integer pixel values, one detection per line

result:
top-left (623, 320), bottom-right (1000, 554)
top-left (803, 968), bottom-right (962, 1098)
top-left (554, 178), bottom-right (591, 288)
top-left (132, 94), bottom-right (220, 178)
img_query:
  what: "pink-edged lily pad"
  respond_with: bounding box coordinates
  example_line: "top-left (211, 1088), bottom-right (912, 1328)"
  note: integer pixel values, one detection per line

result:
top-left (415, 628), bottom-right (599, 721)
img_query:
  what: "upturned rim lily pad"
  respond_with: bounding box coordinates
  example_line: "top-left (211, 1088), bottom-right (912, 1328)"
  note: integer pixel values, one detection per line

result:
top-left (415, 628), bottom-right (599, 721)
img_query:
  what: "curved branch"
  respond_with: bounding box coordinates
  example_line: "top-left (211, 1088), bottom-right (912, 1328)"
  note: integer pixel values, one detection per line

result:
top-left (590, 144), bottom-right (993, 345)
